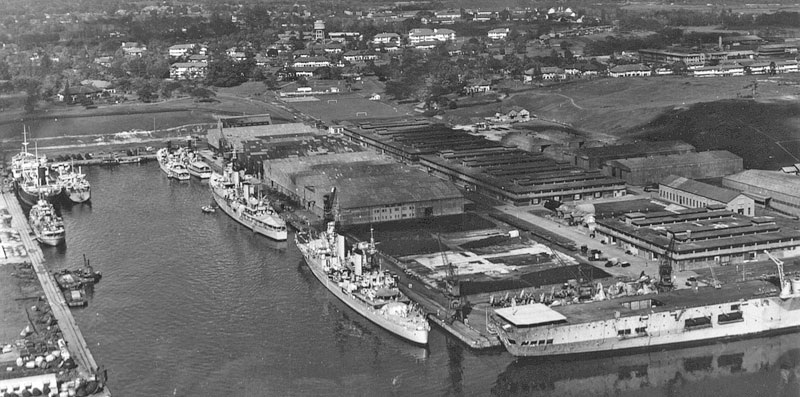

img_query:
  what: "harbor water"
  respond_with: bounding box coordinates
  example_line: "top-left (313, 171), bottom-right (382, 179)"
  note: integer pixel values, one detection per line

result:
top-left (39, 163), bottom-right (800, 396)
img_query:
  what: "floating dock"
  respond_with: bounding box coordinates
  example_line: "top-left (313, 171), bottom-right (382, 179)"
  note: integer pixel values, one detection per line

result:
top-left (1, 192), bottom-right (110, 396)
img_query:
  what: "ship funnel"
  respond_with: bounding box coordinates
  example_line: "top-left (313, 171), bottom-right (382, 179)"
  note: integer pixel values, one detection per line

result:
top-left (792, 276), bottom-right (800, 296)
top-left (336, 235), bottom-right (346, 261)
top-left (353, 254), bottom-right (363, 276)
top-left (780, 280), bottom-right (792, 299)
top-left (37, 167), bottom-right (46, 186)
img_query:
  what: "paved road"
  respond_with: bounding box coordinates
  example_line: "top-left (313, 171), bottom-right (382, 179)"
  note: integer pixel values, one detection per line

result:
top-left (496, 204), bottom-right (701, 288)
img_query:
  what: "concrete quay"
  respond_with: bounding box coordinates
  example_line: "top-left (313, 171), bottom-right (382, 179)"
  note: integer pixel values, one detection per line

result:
top-left (1, 192), bottom-right (110, 396)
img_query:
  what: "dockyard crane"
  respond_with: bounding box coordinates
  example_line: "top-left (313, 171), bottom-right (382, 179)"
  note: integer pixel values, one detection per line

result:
top-left (657, 236), bottom-right (676, 292)
top-left (437, 233), bottom-right (464, 323)
top-left (764, 249), bottom-right (793, 298)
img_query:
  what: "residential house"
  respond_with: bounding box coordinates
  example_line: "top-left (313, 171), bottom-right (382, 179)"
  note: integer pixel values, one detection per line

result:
top-left (121, 42), bottom-right (146, 57)
top-left (188, 54), bottom-right (208, 63)
top-left (408, 28), bottom-right (455, 44)
top-left (328, 32), bottom-right (362, 43)
top-left (372, 33), bottom-right (401, 45)
top-left (608, 64), bottom-right (651, 77)
top-left (94, 56), bottom-right (113, 68)
top-left (343, 50), bottom-right (379, 63)
top-left (472, 10), bottom-right (495, 22)
top-left (170, 62), bottom-right (208, 80)
top-left (540, 66), bottom-right (566, 80)
top-left (435, 9), bottom-right (462, 21)
top-left (58, 85), bottom-right (102, 104)
top-left (169, 44), bottom-right (197, 58)
top-left (488, 28), bottom-right (510, 40)
top-left (292, 56), bottom-right (331, 68)
top-left (506, 106), bottom-right (531, 122)
top-left (465, 79), bottom-right (492, 94)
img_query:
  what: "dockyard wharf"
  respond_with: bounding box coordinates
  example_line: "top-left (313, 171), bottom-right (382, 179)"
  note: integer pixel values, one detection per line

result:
top-left (2, 192), bottom-right (111, 396)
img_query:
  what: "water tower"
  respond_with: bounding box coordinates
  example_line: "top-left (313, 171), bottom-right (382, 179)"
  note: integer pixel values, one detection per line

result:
top-left (314, 20), bottom-right (326, 41)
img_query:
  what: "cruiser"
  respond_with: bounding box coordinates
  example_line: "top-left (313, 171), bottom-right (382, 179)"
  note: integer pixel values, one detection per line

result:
top-left (295, 222), bottom-right (430, 345)
top-left (29, 199), bottom-right (65, 246)
top-left (490, 254), bottom-right (800, 357)
top-left (209, 166), bottom-right (287, 241)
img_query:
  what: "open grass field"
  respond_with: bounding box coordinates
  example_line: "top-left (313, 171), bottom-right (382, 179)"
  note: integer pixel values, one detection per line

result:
top-left (283, 93), bottom-right (415, 123)
top-left (445, 74), bottom-right (800, 142)
top-left (633, 99), bottom-right (800, 170)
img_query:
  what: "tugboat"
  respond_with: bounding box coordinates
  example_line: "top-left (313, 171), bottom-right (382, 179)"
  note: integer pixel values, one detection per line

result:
top-left (28, 199), bottom-right (65, 246)
top-left (53, 255), bottom-right (101, 308)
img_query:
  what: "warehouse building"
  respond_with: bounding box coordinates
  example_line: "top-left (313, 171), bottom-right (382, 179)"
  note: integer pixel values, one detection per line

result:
top-left (574, 141), bottom-right (695, 170)
top-left (594, 207), bottom-right (800, 270)
top-left (723, 170), bottom-right (800, 217)
top-left (338, 118), bottom-right (626, 206)
top-left (658, 175), bottom-right (755, 216)
top-left (263, 151), bottom-right (466, 225)
top-left (602, 150), bottom-right (743, 186)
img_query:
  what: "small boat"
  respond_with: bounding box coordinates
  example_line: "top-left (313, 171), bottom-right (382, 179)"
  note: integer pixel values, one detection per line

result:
top-left (188, 160), bottom-right (213, 179)
top-left (201, 205), bottom-right (216, 213)
top-left (63, 288), bottom-right (88, 307)
top-left (118, 157), bottom-right (142, 164)
top-left (169, 162), bottom-right (190, 181)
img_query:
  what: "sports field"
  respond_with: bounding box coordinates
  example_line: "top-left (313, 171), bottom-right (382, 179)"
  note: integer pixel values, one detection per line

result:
top-left (283, 93), bottom-right (415, 123)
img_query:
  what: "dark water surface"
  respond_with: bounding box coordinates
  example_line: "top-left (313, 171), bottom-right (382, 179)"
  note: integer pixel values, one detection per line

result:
top-left (38, 163), bottom-right (800, 396)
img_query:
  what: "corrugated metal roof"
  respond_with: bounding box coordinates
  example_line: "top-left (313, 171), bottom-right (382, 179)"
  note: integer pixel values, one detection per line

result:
top-left (724, 169), bottom-right (800, 197)
top-left (660, 175), bottom-right (742, 203)
top-left (608, 150), bottom-right (741, 170)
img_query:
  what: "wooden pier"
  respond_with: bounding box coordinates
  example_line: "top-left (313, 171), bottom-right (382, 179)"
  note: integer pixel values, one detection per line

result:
top-left (2, 192), bottom-right (110, 396)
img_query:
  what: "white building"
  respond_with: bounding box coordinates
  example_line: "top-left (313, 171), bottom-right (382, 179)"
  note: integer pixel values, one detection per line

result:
top-left (169, 44), bottom-right (196, 58)
top-left (408, 28), bottom-right (456, 44)
top-left (488, 28), bottom-right (510, 40)
top-left (372, 33), bottom-right (401, 45)
top-left (170, 62), bottom-right (208, 80)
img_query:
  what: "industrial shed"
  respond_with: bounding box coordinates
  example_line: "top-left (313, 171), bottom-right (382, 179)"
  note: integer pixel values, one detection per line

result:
top-left (603, 150), bottom-right (743, 186)
top-left (659, 175), bottom-right (754, 216)
top-left (263, 152), bottom-right (466, 225)
top-left (723, 170), bottom-right (800, 217)
top-left (575, 140), bottom-right (695, 170)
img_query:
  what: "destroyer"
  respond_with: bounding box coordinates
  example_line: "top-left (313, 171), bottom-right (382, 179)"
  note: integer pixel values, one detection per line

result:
top-left (29, 199), bottom-right (66, 246)
top-left (209, 165), bottom-right (287, 241)
top-left (295, 222), bottom-right (430, 345)
top-left (490, 254), bottom-right (800, 357)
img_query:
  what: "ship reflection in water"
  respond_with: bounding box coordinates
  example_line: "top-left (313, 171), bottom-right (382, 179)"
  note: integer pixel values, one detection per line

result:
top-left (493, 331), bottom-right (800, 396)
top-left (322, 300), bottom-right (429, 363)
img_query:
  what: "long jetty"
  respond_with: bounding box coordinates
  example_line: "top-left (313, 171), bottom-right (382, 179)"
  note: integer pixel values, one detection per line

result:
top-left (2, 192), bottom-right (110, 396)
